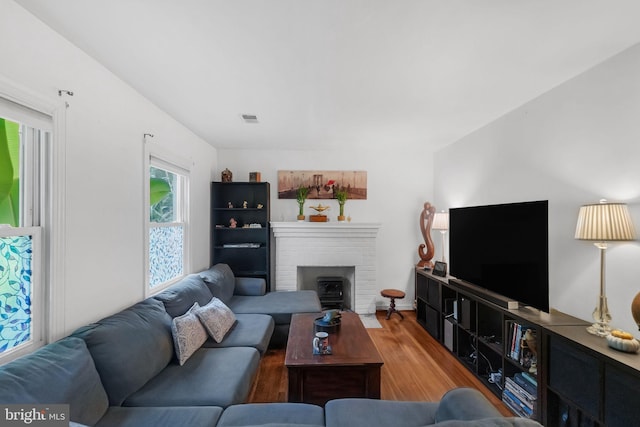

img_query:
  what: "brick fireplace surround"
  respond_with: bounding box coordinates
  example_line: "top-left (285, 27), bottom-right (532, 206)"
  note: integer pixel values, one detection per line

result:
top-left (270, 222), bottom-right (381, 314)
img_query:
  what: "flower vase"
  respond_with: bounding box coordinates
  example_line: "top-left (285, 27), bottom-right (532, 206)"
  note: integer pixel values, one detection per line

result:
top-left (337, 203), bottom-right (345, 222)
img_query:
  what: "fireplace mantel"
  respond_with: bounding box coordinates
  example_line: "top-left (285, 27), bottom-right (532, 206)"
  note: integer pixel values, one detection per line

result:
top-left (271, 221), bottom-right (381, 314)
top-left (271, 221), bottom-right (381, 238)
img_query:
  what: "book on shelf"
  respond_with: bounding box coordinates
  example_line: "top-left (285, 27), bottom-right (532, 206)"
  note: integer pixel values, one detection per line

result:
top-left (502, 388), bottom-right (535, 419)
top-left (505, 377), bottom-right (536, 407)
top-left (521, 371), bottom-right (537, 387)
top-left (222, 243), bottom-right (261, 248)
top-left (512, 372), bottom-right (537, 396)
top-left (505, 320), bottom-right (536, 368)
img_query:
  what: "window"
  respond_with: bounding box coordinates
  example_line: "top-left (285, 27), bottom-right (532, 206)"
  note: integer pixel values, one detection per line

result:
top-left (146, 155), bottom-right (189, 293)
top-left (0, 98), bottom-right (51, 362)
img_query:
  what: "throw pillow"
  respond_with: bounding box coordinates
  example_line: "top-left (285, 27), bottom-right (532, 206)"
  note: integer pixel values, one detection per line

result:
top-left (195, 297), bottom-right (237, 343)
top-left (171, 302), bottom-right (208, 365)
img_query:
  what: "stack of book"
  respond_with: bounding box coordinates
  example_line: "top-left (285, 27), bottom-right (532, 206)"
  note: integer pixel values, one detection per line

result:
top-left (502, 371), bottom-right (537, 419)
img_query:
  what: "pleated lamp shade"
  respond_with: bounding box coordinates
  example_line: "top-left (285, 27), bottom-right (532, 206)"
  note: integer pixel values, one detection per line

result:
top-left (575, 202), bottom-right (636, 242)
top-left (432, 212), bottom-right (449, 231)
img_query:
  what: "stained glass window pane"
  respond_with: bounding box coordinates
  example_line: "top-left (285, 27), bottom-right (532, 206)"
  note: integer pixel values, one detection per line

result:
top-left (150, 166), bottom-right (177, 223)
top-left (149, 225), bottom-right (183, 288)
top-left (0, 235), bottom-right (33, 354)
top-left (0, 117), bottom-right (21, 227)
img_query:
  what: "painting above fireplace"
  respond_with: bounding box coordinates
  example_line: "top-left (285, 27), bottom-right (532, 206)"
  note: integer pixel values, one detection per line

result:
top-left (277, 170), bottom-right (367, 199)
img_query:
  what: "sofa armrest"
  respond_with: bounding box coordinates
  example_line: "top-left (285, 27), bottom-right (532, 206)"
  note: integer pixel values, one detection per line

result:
top-left (434, 388), bottom-right (502, 422)
top-left (234, 277), bottom-right (267, 296)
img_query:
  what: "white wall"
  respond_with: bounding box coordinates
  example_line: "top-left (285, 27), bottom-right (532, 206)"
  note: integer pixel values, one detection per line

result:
top-left (434, 43), bottom-right (640, 334)
top-left (218, 148), bottom-right (433, 310)
top-left (1, 1), bottom-right (217, 336)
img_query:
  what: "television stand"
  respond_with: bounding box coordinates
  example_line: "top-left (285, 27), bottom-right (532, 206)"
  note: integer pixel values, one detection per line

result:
top-left (414, 267), bottom-right (640, 425)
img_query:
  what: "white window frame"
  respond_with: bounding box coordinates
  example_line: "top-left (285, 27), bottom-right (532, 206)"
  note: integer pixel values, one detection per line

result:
top-left (0, 77), bottom-right (63, 364)
top-left (144, 144), bottom-right (191, 296)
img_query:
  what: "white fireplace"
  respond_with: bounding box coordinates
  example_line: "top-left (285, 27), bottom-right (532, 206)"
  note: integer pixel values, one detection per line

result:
top-left (270, 222), bottom-right (381, 314)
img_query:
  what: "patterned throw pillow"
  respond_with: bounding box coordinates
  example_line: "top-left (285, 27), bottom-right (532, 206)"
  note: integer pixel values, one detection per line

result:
top-left (195, 297), bottom-right (237, 343)
top-left (171, 302), bottom-right (208, 365)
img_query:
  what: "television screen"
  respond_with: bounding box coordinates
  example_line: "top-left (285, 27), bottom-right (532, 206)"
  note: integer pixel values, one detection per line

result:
top-left (449, 200), bottom-right (549, 312)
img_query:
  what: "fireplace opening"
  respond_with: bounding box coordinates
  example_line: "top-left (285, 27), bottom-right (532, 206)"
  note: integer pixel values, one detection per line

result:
top-left (297, 266), bottom-right (354, 311)
top-left (317, 277), bottom-right (344, 310)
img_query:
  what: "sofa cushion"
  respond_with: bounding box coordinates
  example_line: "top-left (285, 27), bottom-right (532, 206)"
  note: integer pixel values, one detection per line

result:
top-left (324, 399), bottom-right (438, 427)
top-left (154, 274), bottom-right (213, 317)
top-left (229, 291), bottom-right (321, 324)
top-left (96, 406), bottom-right (223, 427)
top-left (200, 263), bottom-right (236, 304)
top-left (123, 346), bottom-right (260, 408)
top-left (434, 388), bottom-right (502, 422)
top-left (217, 403), bottom-right (324, 427)
top-left (0, 337), bottom-right (109, 426)
top-left (234, 277), bottom-right (267, 296)
top-left (172, 302), bottom-right (208, 365)
top-left (196, 297), bottom-right (237, 343)
top-left (72, 298), bottom-right (174, 406)
top-left (433, 418), bottom-right (543, 427)
top-left (202, 313), bottom-right (273, 355)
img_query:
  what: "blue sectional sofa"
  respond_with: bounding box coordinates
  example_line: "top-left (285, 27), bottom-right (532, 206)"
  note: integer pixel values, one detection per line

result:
top-left (0, 263), bottom-right (542, 426)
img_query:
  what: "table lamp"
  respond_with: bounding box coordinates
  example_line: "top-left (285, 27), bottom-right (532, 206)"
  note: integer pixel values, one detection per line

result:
top-left (432, 211), bottom-right (449, 263)
top-left (575, 200), bottom-right (636, 336)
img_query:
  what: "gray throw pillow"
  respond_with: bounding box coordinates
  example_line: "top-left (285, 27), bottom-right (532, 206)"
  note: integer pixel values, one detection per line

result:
top-left (195, 297), bottom-right (237, 343)
top-left (171, 302), bottom-right (207, 365)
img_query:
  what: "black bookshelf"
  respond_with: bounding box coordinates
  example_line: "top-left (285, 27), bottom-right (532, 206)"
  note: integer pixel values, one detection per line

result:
top-left (211, 182), bottom-right (270, 290)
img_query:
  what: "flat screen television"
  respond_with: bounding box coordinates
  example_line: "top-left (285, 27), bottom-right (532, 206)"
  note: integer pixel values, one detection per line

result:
top-left (449, 200), bottom-right (549, 313)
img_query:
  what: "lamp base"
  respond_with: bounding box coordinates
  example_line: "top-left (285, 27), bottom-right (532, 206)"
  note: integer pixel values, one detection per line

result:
top-left (587, 322), bottom-right (611, 337)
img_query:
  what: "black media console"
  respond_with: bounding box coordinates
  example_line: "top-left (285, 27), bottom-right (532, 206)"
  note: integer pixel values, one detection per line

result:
top-left (415, 267), bottom-right (640, 426)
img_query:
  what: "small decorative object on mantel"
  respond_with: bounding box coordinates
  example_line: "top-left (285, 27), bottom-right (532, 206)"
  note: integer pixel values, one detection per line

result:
top-left (309, 204), bottom-right (330, 222)
top-left (229, 218), bottom-right (237, 228)
top-left (221, 168), bottom-right (233, 182)
top-left (607, 330), bottom-right (640, 353)
top-left (296, 186), bottom-right (310, 221)
top-left (417, 202), bottom-right (436, 269)
top-left (335, 189), bottom-right (348, 222)
top-left (249, 172), bottom-right (261, 182)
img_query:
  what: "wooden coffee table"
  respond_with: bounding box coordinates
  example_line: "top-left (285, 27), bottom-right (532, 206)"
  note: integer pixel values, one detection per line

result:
top-left (285, 312), bottom-right (384, 406)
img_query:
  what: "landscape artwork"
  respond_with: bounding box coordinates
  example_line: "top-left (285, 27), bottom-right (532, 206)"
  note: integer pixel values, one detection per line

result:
top-left (278, 170), bottom-right (367, 200)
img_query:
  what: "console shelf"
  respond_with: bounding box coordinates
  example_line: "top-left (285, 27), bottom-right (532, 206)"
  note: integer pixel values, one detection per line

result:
top-left (415, 268), bottom-right (640, 425)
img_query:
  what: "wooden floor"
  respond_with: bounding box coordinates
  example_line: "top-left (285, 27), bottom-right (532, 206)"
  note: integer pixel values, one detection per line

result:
top-left (248, 310), bottom-right (512, 416)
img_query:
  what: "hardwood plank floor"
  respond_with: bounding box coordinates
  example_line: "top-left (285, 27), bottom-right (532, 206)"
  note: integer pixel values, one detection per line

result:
top-left (248, 310), bottom-right (512, 416)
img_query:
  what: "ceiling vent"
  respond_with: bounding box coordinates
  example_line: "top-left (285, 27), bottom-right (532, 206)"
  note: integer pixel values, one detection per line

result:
top-left (241, 114), bottom-right (259, 124)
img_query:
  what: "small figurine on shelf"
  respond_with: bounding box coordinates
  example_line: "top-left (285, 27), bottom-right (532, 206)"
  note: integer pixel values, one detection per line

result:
top-left (257, 203), bottom-right (263, 209)
top-left (228, 202), bottom-right (233, 208)
top-left (221, 168), bottom-right (232, 182)
top-left (243, 201), bottom-right (248, 209)
top-left (229, 218), bottom-right (237, 228)
top-left (523, 329), bottom-right (538, 375)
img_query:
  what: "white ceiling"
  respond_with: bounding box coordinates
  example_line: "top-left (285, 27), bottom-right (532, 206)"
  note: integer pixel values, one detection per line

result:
top-left (15, 0), bottom-right (640, 151)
